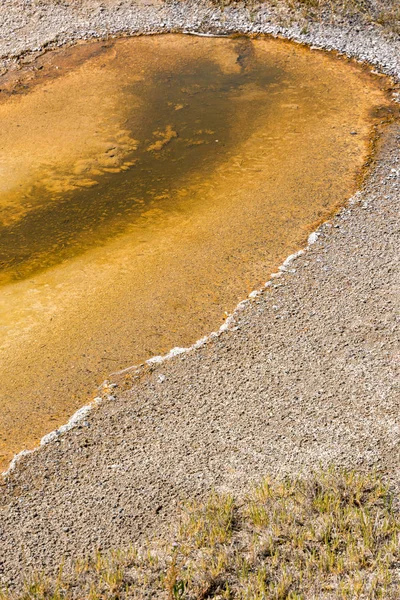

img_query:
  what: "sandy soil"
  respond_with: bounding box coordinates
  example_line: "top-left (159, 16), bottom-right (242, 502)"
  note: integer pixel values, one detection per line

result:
top-left (0, 0), bottom-right (399, 587)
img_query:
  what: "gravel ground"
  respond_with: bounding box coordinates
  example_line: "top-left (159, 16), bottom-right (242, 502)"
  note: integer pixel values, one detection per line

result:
top-left (0, 0), bottom-right (399, 587)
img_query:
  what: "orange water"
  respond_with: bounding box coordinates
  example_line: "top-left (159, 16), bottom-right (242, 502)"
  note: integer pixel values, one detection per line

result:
top-left (0, 34), bottom-right (393, 469)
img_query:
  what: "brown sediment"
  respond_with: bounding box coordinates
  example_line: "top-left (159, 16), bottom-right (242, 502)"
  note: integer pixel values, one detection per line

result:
top-left (0, 33), bottom-right (394, 470)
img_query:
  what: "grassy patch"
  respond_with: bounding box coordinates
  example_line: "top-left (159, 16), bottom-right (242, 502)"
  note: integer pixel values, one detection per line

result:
top-left (205, 0), bottom-right (400, 36)
top-left (1, 469), bottom-right (400, 599)
top-left (375, 3), bottom-right (400, 35)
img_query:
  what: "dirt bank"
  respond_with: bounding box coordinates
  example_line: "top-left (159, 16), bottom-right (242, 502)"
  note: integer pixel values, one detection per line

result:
top-left (0, 0), bottom-right (399, 587)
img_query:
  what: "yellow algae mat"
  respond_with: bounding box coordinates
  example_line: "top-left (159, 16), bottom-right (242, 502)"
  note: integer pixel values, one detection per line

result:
top-left (0, 34), bottom-right (393, 469)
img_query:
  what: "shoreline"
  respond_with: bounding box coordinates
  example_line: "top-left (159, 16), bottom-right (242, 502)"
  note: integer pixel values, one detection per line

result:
top-left (0, 31), bottom-right (388, 472)
top-left (0, 0), bottom-right (399, 586)
top-left (0, 0), bottom-right (400, 83)
top-left (1, 233), bottom-right (321, 479)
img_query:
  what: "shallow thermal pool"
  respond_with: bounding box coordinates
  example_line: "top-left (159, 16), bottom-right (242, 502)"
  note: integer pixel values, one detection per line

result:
top-left (0, 34), bottom-right (393, 468)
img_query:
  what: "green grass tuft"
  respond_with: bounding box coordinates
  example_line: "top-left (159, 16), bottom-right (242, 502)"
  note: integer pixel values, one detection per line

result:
top-left (1, 469), bottom-right (400, 599)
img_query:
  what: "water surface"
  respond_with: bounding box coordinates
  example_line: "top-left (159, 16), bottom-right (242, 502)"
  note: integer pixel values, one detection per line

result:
top-left (0, 34), bottom-right (393, 469)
